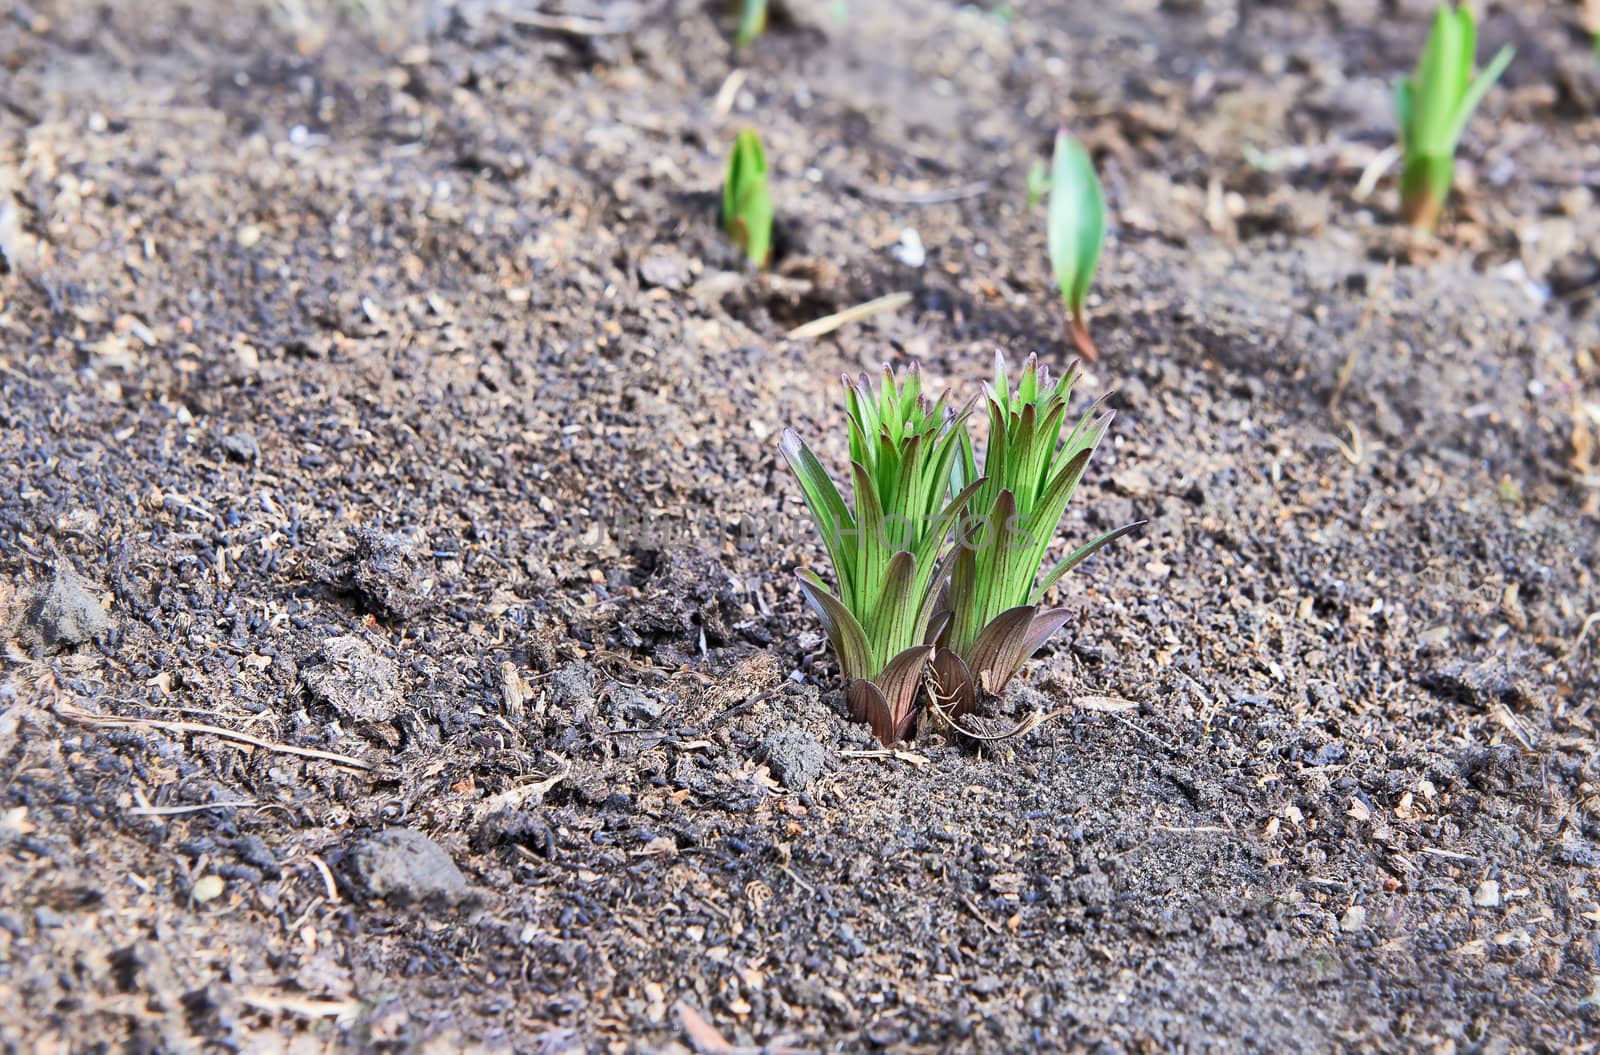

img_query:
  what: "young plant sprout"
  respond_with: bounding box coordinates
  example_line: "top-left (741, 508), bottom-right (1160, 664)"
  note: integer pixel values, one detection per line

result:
top-left (735, 0), bottom-right (767, 47)
top-left (781, 365), bottom-right (982, 745)
top-left (1026, 160), bottom-right (1050, 209)
top-left (1046, 130), bottom-right (1106, 361)
top-left (722, 129), bottom-right (774, 268)
top-left (933, 353), bottom-right (1141, 717)
top-left (1394, 4), bottom-right (1513, 232)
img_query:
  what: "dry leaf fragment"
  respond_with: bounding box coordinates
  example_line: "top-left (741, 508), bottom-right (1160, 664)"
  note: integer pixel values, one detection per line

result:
top-left (1, 807), bottom-right (36, 836)
top-left (1072, 695), bottom-right (1138, 712)
top-left (676, 1001), bottom-right (735, 1055)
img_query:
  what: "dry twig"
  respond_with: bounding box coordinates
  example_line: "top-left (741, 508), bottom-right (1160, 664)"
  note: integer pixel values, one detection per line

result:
top-left (55, 701), bottom-right (375, 771)
top-left (509, 4), bottom-right (641, 36)
top-left (786, 292), bottom-right (912, 340)
top-left (1330, 257), bottom-right (1396, 415)
top-left (854, 180), bottom-right (990, 205)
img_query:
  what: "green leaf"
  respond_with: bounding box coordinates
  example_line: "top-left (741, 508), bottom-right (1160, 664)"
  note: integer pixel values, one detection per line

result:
top-left (912, 548), bottom-right (956, 646)
top-left (1394, 78), bottom-right (1415, 154)
top-left (734, 0), bottom-right (767, 47)
top-left (967, 603), bottom-right (1074, 699)
top-left (917, 477), bottom-right (985, 585)
top-left (1411, 5), bottom-right (1465, 156)
top-left (1452, 4), bottom-right (1476, 102)
top-left (1026, 160), bottom-right (1050, 208)
top-left (965, 605), bottom-right (1038, 697)
top-left (929, 646), bottom-right (974, 718)
top-left (850, 459), bottom-right (887, 620)
top-left (1446, 43), bottom-right (1513, 156)
top-left (873, 550), bottom-right (920, 660)
top-left (876, 644), bottom-right (935, 742)
top-left (722, 129), bottom-right (773, 266)
top-left (1046, 130), bottom-right (1105, 319)
top-left (798, 572), bottom-right (873, 683)
top-left (779, 428), bottom-right (856, 601)
top-left (1030, 520), bottom-right (1147, 604)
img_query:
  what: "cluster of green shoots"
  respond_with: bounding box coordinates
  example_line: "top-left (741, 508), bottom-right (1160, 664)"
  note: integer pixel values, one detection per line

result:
top-left (782, 357), bottom-right (1140, 745)
top-left (1394, 3), bottom-right (1513, 232)
top-left (715, 4), bottom-right (1519, 357)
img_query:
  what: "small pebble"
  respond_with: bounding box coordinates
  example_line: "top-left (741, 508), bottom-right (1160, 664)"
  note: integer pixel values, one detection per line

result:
top-left (890, 227), bottom-right (925, 268)
top-left (192, 875), bottom-right (225, 904)
top-left (219, 431), bottom-right (260, 463)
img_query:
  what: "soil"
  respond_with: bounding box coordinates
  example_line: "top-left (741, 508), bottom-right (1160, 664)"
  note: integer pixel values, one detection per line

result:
top-left (3, 0), bottom-right (1600, 1052)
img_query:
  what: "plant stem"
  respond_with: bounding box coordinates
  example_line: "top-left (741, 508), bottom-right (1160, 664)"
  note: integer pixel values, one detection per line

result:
top-left (1067, 312), bottom-right (1098, 362)
top-left (1399, 154), bottom-right (1451, 233)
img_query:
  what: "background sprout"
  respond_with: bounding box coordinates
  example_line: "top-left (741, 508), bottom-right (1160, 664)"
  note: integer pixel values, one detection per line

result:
top-left (722, 129), bottom-right (774, 268)
top-left (781, 365), bottom-right (982, 745)
top-left (934, 354), bottom-right (1141, 718)
top-left (1395, 4), bottom-right (1513, 232)
top-left (1026, 160), bottom-right (1050, 208)
top-left (735, 0), bottom-right (767, 47)
top-left (1046, 129), bottom-right (1106, 361)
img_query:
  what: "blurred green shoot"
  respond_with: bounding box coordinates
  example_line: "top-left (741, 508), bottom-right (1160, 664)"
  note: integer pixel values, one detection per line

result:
top-left (722, 129), bottom-right (773, 268)
top-left (1394, 4), bottom-right (1513, 231)
top-left (1045, 129), bottom-right (1105, 361)
top-left (735, 0), bottom-right (767, 46)
top-left (1026, 160), bottom-right (1050, 208)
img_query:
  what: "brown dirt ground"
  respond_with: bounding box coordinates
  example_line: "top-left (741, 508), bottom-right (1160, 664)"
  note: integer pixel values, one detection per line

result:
top-left (3, 0), bottom-right (1600, 1052)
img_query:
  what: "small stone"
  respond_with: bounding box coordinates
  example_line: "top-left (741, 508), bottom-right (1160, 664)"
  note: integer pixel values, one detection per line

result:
top-left (342, 828), bottom-right (475, 910)
top-left (1340, 905), bottom-right (1367, 932)
top-left (1473, 880), bottom-right (1501, 908)
top-left (890, 227), bottom-right (925, 268)
top-left (29, 566), bottom-right (114, 650)
top-left (637, 246), bottom-right (696, 291)
top-left (191, 875), bottom-right (225, 904)
top-left (971, 974), bottom-right (1004, 996)
top-left (219, 431), bottom-right (260, 463)
top-left (1111, 468), bottom-right (1153, 495)
top-left (760, 727), bottom-right (831, 790)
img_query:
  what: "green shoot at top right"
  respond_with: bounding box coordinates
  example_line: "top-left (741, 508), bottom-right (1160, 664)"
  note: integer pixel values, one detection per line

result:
top-left (1395, 4), bottom-right (1513, 232)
